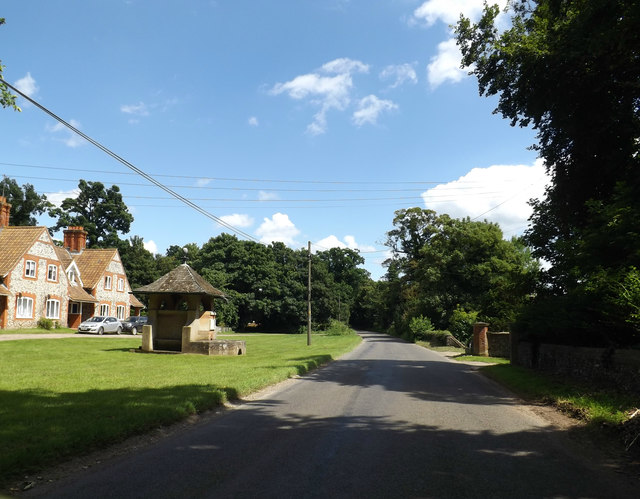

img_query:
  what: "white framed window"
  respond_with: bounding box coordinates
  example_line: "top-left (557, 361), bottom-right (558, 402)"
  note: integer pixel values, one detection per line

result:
top-left (16, 296), bottom-right (34, 318)
top-left (116, 305), bottom-right (126, 320)
top-left (100, 304), bottom-right (110, 316)
top-left (25, 260), bottom-right (36, 278)
top-left (117, 278), bottom-right (124, 291)
top-left (104, 275), bottom-right (112, 290)
top-left (67, 270), bottom-right (76, 283)
top-left (46, 299), bottom-right (61, 319)
top-left (47, 264), bottom-right (58, 282)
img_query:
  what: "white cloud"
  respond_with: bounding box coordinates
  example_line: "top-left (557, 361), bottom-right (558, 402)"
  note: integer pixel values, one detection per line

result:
top-left (258, 191), bottom-right (279, 201)
top-left (379, 63), bottom-right (418, 88)
top-left (143, 240), bottom-right (158, 255)
top-left (413, 0), bottom-right (510, 89)
top-left (220, 213), bottom-right (254, 228)
top-left (14, 72), bottom-right (38, 97)
top-left (196, 178), bottom-right (212, 187)
top-left (248, 116), bottom-right (259, 126)
top-left (412, 0), bottom-right (489, 27)
top-left (255, 213), bottom-right (300, 245)
top-left (270, 57), bottom-right (369, 135)
top-left (45, 188), bottom-right (80, 207)
top-left (315, 234), bottom-right (376, 253)
top-left (120, 101), bottom-right (150, 116)
top-left (420, 159), bottom-right (550, 235)
top-left (46, 120), bottom-right (85, 148)
top-left (352, 95), bottom-right (398, 127)
top-left (427, 38), bottom-right (467, 88)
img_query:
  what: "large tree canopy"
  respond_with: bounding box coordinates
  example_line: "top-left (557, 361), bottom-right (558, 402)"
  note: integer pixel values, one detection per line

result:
top-left (49, 179), bottom-right (133, 248)
top-left (456, 0), bottom-right (640, 346)
top-left (0, 177), bottom-right (51, 226)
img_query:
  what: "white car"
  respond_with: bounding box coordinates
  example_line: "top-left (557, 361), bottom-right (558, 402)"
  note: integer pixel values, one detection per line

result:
top-left (77, 316), bottom-right (123, 335)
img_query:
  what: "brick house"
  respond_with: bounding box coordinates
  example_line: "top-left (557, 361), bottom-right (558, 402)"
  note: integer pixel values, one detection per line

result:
top-left (0, 196), bottom-right (144, 329)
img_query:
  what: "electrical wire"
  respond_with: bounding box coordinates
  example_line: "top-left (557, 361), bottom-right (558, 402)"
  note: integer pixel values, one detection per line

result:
top-left (3, 80), bottom-right (260, 243)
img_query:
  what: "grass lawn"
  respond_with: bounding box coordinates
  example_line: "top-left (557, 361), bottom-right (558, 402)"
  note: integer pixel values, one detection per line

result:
top-left (0, 327), bottom-right (77, 335)
top-left (0, 333), bottom-right (361, 483)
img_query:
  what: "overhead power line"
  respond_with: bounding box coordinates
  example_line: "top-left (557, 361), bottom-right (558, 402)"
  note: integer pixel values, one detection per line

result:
top-left (3, 80), bottom-right (260, 243)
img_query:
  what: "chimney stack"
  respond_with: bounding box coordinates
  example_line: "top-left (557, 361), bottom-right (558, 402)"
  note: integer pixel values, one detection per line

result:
top-left (0, 196), bottom-right (11, 228)
top-left (63, 226), bottom-right (88, 253)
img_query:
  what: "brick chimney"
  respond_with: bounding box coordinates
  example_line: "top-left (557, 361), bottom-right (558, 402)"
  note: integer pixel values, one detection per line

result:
top-left (0, 196), bottom-right (11, 228)
top-left (63, 226), bottom-right (88, 253)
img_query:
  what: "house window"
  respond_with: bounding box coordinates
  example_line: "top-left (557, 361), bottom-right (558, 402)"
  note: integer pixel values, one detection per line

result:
top-left (67, 269), bottom-right (76, 283)
top-left (70, 302), bottom-right (81, 314)
top-left (117, 278), bottom-right (124, 291)
top-left (25, 260), bottom-right (36, 278)
top-left (116, 305), bottom-right (125, 320)
top-left (16, 296), bottom-right (34, 318)
top-left (46, 299), bottom-right (61, 319)
top-left (100, 304), bottom-right (110, 316)
top-left (104, 276), bottom-right (112, 290)
top-left (47, 264), bottom-right (58, 282)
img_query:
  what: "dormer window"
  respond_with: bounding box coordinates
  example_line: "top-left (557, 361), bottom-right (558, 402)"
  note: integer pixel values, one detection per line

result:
top-left (68, 269), bottom-right (76, 283)
top-left (105, 275), bottom-right (112, 290)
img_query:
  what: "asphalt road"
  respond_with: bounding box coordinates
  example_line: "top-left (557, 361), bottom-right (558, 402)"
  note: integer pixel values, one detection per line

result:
top-left (28, 332), bottom-right (636, 498)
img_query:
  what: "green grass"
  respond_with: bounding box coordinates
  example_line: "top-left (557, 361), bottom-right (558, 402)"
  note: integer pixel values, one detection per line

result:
top-left (0, 327), bottom-right (77, 335)
top-left (415, 341), bottom-right (465, 354)
top-left (0, 333), bottom-right (361, 482)
top-left (452, 355), bottom-right (510, 364)
top-left (481, 364), bottom-right (639, 426)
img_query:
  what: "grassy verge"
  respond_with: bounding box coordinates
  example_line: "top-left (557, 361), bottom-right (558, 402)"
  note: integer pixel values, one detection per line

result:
top-left (0, 327), bottom-right (77, 335)
top-left (415, 341), bottom-right (464, 354)
top-left (0, 333), bottom-right (361, 483)
top-left (453, 355), bottom-right (510, 364)
top-left (481, 364), bottom-right (639, 427)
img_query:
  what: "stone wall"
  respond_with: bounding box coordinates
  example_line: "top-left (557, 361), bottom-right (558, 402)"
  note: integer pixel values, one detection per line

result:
top-left (514, 341), bottom-right (640, 394)
top-left (487, 332), bottom-right (510, 358)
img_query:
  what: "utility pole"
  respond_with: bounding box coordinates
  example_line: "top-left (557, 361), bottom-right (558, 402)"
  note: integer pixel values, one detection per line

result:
top-left (307, 240), bottom-right (312, 346)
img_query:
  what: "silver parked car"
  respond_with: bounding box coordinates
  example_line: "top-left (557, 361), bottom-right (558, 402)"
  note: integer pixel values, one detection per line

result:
top-left (77, 316), bottom-right (123, 335)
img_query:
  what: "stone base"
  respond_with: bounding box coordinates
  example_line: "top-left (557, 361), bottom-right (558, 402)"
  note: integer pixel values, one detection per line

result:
top-left (183, 339), bottom-right (247, 356)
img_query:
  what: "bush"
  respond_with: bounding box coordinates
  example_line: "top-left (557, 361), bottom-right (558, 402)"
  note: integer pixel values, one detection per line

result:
top-left (324, 319), bottom-right (356, 336)
top-left (37, 317), bottom-right (54, 330)
top-left (449, 306), bottom-right (478, 344)
top-left (419, 330), bottom-right (454, 346)
top-left (409, 315), bottom-right (434, 341)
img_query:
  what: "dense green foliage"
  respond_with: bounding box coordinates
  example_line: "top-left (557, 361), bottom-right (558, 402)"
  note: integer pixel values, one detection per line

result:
top-left (0, 177), bottom-right (51, 226)
top-left (456, 1), bottom-right (640, 347)
top-left (374, 208), bottom-right (539, 340)
top-left (48, 179), bottom-right (134, 248)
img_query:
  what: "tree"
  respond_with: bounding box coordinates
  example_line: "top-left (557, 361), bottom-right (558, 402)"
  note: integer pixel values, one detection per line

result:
top-left (48, 180), bottom-right (133, 248)
top-left (383, 208), bottom-right (539, 338)
top-left (456, 0), bottom-right (640, 346)
top-left (0, 18), bottom-right (20, 111)
top-left (117, 236), bottom-right (160, 290)
top-left (0, 177), bottom-right (51, 225)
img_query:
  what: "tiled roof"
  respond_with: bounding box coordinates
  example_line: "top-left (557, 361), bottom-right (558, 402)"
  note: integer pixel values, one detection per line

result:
top-left (129, 294), bottom-right (145, 308)
top-left (134, 264), bottom-right (226, 298)
top-left (72, 249), bottom-right (118, 289)
top-left (53, 245), bottom-right (74, 270)
top-left (68, 283), bottom-right (98, 303)
top-left (0, 283), bottom-right (11, 296)
top-left (0, 226), bottom-right (48, 277)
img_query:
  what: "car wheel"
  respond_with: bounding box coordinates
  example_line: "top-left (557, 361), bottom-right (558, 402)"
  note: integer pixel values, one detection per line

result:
top-left (98, 327), bottom-right (104, 335)
top-left (131, 327), bottom-right (138, 335)
top-left (116, 327), bottom-right (122, 335)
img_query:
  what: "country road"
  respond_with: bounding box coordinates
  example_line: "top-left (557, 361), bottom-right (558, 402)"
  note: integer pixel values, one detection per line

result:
top-left (26, 331), bottom-right (636, 498)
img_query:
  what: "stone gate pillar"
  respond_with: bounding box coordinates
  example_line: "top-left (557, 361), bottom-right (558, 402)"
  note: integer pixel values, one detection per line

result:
top-left (472, 322), bottom-right (489, 356)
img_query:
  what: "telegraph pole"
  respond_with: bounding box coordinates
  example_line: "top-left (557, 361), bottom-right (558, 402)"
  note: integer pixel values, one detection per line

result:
top-left (307, 241), bottom-right (312, 346)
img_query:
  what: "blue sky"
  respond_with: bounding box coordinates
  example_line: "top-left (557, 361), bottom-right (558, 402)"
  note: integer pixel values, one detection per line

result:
top-left (1, 1), bottom-right (546, 279)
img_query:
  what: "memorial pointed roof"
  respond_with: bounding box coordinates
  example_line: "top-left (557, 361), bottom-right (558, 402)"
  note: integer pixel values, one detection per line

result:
top-left (133, 263), bottom-right (226, 298)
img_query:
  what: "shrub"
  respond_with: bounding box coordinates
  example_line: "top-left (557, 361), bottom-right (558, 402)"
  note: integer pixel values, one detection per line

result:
top-left (449, 306), bottom-right (478, 344)
top-left (420, 330), bottom-right (454, 346)
top-left (37, 317), bottom-right (54, 330)
top-left (409, 315), bottom-right (434, 341)
top-left (324, 319), bottom-right (355, 336)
